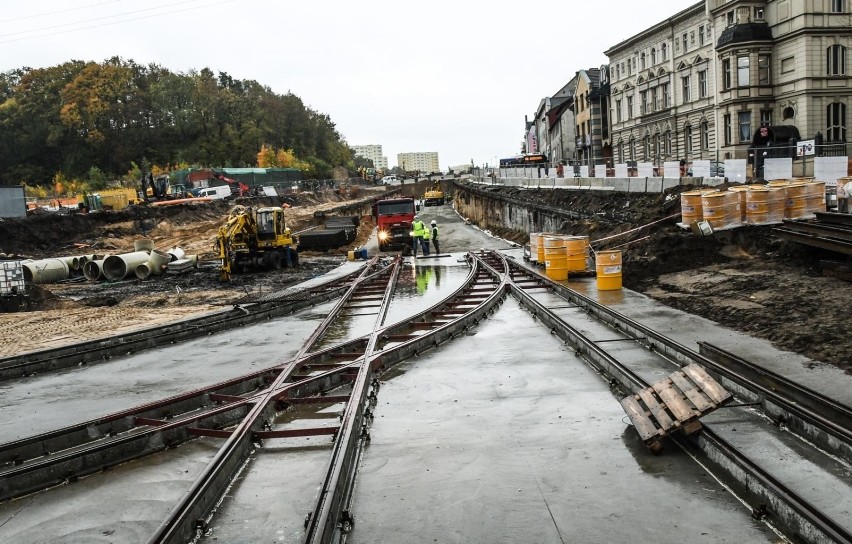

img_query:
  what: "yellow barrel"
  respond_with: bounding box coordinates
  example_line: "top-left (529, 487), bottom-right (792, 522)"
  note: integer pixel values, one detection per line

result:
top-left (701, 192), bottom-right (730, 229)
top-left (347, 250), bottom-right (356, 261)
top-left (746, 188), bottom-right (770, 224)
top-left (680, 190), bottom-right (705, 224)
top-left (529, 232), bottom-right (540, 263)
top-left (564, 236), bottom-right (589, 272)
top-left (784, 183), bottom-right (808, 219)
top-left (595, 250), bottom-right (622, 291)
top-left (728, 186), bottom-right (749, 222)
top-left (544, 236), bottom-right (568, 281)
top-left (804, 181), bottom-right (826, 214)
top-left (536, 233), bottom-right (549, 264)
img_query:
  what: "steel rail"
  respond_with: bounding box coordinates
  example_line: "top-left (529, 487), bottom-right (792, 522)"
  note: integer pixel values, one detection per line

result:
top-left (698, 342), bottom-right (852, 463)
top-left (304, 252), bottom-right (509, 543)
top-left (0, 262), bottom-right (374, 382)
top-left (303, 254), bottom-right (404, 542)
top-left (149, 256), bottom-right (392, 544)
top-left (505, 257), bottom-right (852, 460)
top-left (502, 256), bottom-right (852, 544)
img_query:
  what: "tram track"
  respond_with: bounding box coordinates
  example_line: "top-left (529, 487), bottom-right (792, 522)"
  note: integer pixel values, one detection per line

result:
top-left (0, 262), bottom-right (376, 382)
top-left (4, 250), bottom-right (850, 544)
top-left (482, 253), bottom-right (852, 544)
top-left (0, 253), bottom-right (511, 544)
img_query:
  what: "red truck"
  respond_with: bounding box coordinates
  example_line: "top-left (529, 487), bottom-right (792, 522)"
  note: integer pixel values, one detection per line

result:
top-left (373, 197), bottom-right (416, 252)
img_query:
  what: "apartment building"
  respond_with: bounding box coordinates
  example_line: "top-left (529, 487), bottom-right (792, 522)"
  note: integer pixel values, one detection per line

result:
top-left (606, 2), bottom-right (716, 167)
top-left (710, 0), bottom-right (851, 159)
top-left (397, 152), bottom-right (440, 174)
top-left (352, 145), bottom-right (388, 170)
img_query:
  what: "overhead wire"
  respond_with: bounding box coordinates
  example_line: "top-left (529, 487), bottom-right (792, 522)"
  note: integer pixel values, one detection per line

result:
top-left (0, 0), bottom-right (235, 44)
top-left (0, 0), bottom-right (127, 24)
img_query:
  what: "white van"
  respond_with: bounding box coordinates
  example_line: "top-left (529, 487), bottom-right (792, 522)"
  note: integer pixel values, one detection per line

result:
top-left (197, 186), bottom-right (232, 200)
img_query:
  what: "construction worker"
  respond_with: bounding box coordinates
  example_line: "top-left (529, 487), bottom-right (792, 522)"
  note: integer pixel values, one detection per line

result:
top-left (430, 220), bottom-right (440, 254)
top-left (420, 223), bottom-right (431, 256)
top-left (411, 215), bottom-right (426, 257)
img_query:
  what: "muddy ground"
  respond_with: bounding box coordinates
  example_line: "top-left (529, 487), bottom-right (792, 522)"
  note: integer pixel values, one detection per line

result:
top-left (2, 182), bottom-right (850, 376)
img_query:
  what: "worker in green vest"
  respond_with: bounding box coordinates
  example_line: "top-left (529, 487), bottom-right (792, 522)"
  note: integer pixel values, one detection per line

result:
top-left (420, 223), bottom-right (431, 256)
top-left (411, 215), bottom-right (426, 257)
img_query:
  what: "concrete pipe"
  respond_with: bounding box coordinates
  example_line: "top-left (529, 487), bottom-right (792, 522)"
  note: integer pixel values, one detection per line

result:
top-left (184, 254), bottom-right (199, 267)
top-left (22, 259), bottom-right (70, 284)
top-left (134, 239), bottom-right (154, 252)
top-left (102, 251), bottom-right (151, 281)
top-left (135, 263), bottom-right (151, 280)
top-left (167, 247), bottom-right (185, 262)
top-left (83, 259), bottom-right (105, 281)
top-left (57, 256), bottom-right (81, 271)
top-left (147, 249), bottom-right (170, 276)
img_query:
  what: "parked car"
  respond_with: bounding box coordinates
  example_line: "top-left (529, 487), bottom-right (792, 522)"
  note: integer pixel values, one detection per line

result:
top-left (381, 175), bottom-right (399, 185)
top-left (687, 162), bottom-right (725, 177)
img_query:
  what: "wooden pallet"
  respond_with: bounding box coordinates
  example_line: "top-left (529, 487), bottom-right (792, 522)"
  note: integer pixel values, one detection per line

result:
top-left (621, 363), bottom-right (731, 452)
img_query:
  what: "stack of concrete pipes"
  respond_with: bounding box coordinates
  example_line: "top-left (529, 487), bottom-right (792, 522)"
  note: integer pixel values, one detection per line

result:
top-left (21, 239), bottom-right (198, 284)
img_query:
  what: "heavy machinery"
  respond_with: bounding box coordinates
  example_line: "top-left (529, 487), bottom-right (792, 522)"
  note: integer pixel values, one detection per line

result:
top-left (423, 181), bottom-right (445, 206)
top-left (373, 197), bottom-right (416, 251)
top-left (216, 205), bottom-right (299, 281)
top-left (212, 173), bottom-right (250, 197)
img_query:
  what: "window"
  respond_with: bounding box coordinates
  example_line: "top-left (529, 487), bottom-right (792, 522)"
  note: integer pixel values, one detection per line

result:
top-left (619, 141), bottom-right (625, 163)
top-left (682, 76), bottom-right (691, 102)
top-left (662, 43), bottom-right (668, 61)
top-left (701, 121), bottom-right (709, 150)
top-left (653, 133), bottom-right (661, 159)
top-left (664, 130), bottom-right (672, 155)
top-left (827, 102), bottom-right (847, 141)
top-left (723, 58), bottom-right (732, 89)
top-left (758, 55), bottom-right (771, 84)
top-left (738, 111), bottom-right (752, 142)
top-left (682, 33), bottom-right (688, 51)
top-left (662, 83), bottom-right (670, 108)
top-left (643, 135), bottom-right (650, 158)
top-left (651, 87), bottom-right (659, 111)
top-left (831, 0), bottom-right (844, 13)
top-left (615, 99), bottom-right (622, 123)
top-left (754, 7), bottom-right (765, 19)
top-left (727, 11), bottom-right (735, 26)
top-left (699, 26), bottom-right (705, 46)
top-left (698, 71), bottom-right (707, 98)
top-left (640, 52), bottom-right (646, 70)
top-left (626, 95), bottom-right (634, 119)
top-left (761, 110), bottom-right (773, 126)
top-left (827, 45), bottom-right (846, 76)
top-left (737, 56), bottom-right (750, 86)
top-left (685, 125), bottom-right (693, 154)
top-left (724, 114), bottom-right (732, 145)
top-left (641, 90), bottom-right (648, 114)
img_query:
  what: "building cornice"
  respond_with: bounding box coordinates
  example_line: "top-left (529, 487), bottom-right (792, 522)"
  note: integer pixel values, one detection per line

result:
top-left (605, 1), bottom-right (705, 56)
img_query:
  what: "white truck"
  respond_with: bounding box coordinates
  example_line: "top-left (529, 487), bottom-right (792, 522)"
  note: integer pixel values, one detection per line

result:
top-left (197, 185), bottom-right (232, 200)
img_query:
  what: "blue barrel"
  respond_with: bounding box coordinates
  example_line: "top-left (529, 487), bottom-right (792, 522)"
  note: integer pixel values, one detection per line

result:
top-left (359, 248), bottom-right (368, 259)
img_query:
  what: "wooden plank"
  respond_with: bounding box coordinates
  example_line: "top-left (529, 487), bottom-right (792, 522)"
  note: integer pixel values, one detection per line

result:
top-left (653, 380), bottom-right (700, 422)
top-left (681, 364), bottom-right (731, 404)
top-left (637, 388), bottom-right (676, 431)
top-left (669, 370), bottom-right (714, 412)
top-left (620, 395), bottom-right (660, 442)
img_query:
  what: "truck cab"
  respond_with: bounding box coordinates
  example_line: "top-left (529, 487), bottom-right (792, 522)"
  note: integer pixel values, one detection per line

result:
top-left (373, 197), bottom-right (416, 251)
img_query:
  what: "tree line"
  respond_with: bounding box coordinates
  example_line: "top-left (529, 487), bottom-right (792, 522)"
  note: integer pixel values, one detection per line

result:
top-left (0, 57), bottom-right (355, 187)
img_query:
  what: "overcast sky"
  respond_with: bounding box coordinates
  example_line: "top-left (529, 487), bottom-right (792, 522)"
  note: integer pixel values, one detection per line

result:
top-left (1, 0), bottom-right (700, 170)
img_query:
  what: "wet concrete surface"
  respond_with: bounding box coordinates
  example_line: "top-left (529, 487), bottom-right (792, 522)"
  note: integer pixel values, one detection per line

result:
top-left (348, 299), bottom-right (779, 543)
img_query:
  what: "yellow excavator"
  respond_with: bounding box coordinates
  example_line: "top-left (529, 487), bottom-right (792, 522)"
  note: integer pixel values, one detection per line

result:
top-left (423, 181), bottom-right (445, 206)
top-left (216, 205), bottom-right (299, 281)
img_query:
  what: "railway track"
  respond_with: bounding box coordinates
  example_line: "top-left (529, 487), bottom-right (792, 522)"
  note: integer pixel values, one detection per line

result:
top-left (2, 250), bottom-right (850, 544)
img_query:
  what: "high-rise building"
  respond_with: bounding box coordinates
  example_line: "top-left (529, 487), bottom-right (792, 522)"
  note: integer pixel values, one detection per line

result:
top-left (397, 152), bottom-right (440, 174)
top-left (352, 145), bottom-right (388, 170)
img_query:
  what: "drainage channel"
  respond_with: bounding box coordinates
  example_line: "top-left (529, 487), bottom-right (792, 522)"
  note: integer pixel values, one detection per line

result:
top-left (0, 261), bottom-right (375, 382)
top-left (492, 255), bottom-right (852, 544)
